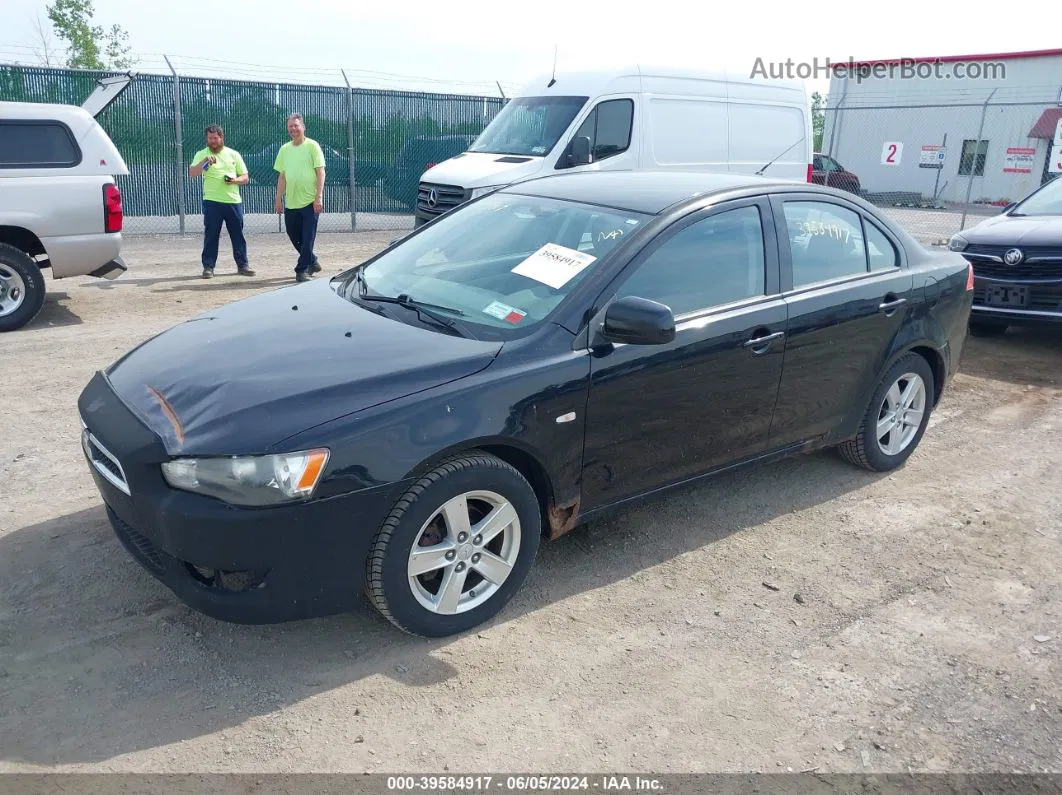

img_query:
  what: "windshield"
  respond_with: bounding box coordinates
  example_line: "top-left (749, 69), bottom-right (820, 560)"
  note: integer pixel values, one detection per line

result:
top-left (1012, 175), bottom-right (1062, 216)
top-left (332, 193), bottom-right (650, 340)
top-left (469, 96), bottom-right (588, 157)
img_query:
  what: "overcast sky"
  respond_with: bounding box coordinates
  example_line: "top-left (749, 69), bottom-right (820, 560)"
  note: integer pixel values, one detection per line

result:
top-left (3, 0), bottom-right (1060, 98)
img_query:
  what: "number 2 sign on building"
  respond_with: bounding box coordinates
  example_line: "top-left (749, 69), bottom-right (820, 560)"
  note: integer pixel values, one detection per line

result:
top-left (881, 142), bottom-right (903, 166)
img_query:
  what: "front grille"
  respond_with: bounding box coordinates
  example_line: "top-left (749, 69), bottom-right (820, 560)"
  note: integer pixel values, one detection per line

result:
top-left (417, 182), bottom-right (468, 217)
top-left (81, 422), bottom-right (131, 496)
top-left (965, 245), bottom-right (1062, 281)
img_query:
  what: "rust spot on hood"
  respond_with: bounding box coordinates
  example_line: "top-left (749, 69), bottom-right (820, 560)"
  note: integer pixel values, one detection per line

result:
top-left (146, 385), bottom-right (185, 445)
top-left (547, 498), bottom-right (580, 540)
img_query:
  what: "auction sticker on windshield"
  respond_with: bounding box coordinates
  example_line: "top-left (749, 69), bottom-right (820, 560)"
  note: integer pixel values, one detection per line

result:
top-left (483, 301), bottom-right (527, 324)
top-left (512, 243), bottom-right (597, 290)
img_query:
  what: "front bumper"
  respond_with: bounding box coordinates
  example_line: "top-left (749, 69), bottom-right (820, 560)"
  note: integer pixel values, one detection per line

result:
top-left (971, 278), bottom-right (1062, 327)
top-left (77, 371), bottom-right (406, 624)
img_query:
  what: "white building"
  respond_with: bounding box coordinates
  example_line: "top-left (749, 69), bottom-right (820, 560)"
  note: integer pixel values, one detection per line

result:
top-left (821, 48), bottom-right (1062, 205)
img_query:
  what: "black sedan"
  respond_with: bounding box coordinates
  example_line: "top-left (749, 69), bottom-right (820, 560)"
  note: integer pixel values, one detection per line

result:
top-left (949, 175), bottom-right (1062, 335)
top-left (78, 171), bottom-right (974, 638)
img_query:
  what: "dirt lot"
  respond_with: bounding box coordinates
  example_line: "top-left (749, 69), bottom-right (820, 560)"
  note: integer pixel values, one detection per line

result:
top-left (1, 232), bottom-right (1060, 775)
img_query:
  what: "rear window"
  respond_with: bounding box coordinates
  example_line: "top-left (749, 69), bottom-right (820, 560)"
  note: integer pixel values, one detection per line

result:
top-left (0, 120), bottom-right (82, 168)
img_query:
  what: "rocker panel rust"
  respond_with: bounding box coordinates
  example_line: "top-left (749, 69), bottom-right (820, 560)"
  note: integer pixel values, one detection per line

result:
top-left (547, 497), bottom-right (581, 540)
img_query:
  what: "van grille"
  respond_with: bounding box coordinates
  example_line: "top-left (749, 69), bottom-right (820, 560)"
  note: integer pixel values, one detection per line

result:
top-left (417, 182), bottom-right (468, 218)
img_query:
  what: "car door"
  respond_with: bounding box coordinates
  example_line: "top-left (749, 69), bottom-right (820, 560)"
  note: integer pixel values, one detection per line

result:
top-left (766, 193), bottom-right (916, 449)
top-left (579, 198), bottom-right (788, 512)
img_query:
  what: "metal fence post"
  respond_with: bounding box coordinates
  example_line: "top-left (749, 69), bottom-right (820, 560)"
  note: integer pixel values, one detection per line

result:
top-left (960, 88), bottom-right (997, 232)
top-left (341, 69), bottom-right (356, 232)
top-left (164, 55), bottom-right (185, 235)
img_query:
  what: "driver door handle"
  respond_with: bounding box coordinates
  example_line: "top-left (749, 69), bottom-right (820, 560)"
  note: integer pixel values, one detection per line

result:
top-left (744, 330), bottom-right (785, 350)
top-left (879, 296), bottom-right (907, 313)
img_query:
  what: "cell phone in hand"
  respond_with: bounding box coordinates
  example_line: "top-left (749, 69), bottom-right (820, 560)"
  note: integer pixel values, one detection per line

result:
top-left (224, 175), bottom-right (234, 183)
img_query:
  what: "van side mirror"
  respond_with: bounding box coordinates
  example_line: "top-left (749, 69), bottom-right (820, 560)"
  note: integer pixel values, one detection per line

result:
top-left (599, 296), bottom-right (675, 345)
top-left (569, 136), bottom-right (592, 167)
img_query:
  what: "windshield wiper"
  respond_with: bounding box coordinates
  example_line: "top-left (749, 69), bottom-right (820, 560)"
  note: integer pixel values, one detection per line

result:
top-left (364, 293), bottom-right (473, 337)
top-left (350, 268), bottom-right (476, 338)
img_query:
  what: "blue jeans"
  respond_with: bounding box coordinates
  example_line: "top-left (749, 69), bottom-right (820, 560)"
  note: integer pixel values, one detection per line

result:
top-left (202, 200), bottom-right (248, 269)
top-left (284, 204), bottom-right (320, 273)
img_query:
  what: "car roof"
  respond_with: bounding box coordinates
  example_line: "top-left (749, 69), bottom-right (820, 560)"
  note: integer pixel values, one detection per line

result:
top-left (502, 170), bottom-right (805, 215)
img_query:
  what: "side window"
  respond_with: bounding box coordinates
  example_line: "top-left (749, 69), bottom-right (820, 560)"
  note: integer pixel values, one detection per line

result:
top-left (571, 99), bottom-right (633, 162)
top-left (0, 121), bottom-right (81, 168)
top-left (865, 220), bottom-right (899, 270)
top-left (614, 206), bottom-right (766, 316)
top-left (783, 201), bottom-right (868, 287)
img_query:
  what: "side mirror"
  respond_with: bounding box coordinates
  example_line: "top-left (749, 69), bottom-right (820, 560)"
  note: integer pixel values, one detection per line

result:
top-left (600, 296), bottom-right (675, 346)
top-left (569, 136), bottom-right (592, 167)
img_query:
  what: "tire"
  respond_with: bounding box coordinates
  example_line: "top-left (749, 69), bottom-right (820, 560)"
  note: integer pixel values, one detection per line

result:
top-left (366, 452), bottom-right (542, 637)
top-left (0, 243), bottom-right (46, 332)
top-left (839, 352), bottom-right (935, 472)
top-left (968, 320), bottom-right (1008, 337)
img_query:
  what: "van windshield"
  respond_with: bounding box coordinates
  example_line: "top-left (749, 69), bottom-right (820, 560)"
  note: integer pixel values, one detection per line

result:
top-left (469, 96), bottom-right (588, 157)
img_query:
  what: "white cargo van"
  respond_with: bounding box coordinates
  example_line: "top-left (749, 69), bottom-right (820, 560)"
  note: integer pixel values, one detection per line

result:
top-left (413, 65), bottom-right (812, 227)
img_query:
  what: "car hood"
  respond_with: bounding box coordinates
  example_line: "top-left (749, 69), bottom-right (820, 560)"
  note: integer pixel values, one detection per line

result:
top-left (103, 280), bottom-right (502, 456)
top-left (421, 152), bottom-right (545, 189)
top-left (962, 213), bottom-right (1062, 245)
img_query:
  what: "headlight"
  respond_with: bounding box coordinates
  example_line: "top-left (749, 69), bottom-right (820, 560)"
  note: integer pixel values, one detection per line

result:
top-left (469, 185), bottom-right (504, 200)
top-left (161, 448), bottom-right (330, 507)
top-left (947, 234), bottom-right (968, 252)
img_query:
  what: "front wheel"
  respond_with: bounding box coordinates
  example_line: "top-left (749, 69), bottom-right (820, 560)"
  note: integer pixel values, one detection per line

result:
top-left (839, 353), bottom-right (935, 472)
top-left (366, 452), bottom-right (541, 637)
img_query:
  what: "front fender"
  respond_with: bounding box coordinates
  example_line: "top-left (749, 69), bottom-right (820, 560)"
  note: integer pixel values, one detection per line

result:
top-left (277, 329), bottom-right (592, 520)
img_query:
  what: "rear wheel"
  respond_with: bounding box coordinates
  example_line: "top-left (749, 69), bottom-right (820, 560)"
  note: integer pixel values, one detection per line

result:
top-left (839, 353), bottom-right (935, 472)
top-left (366, 452), bottom-right (541, 637)
top-left (969, 320), bottom-right (1008, 337)
top-left (0, 243), bottom-right (46, 332)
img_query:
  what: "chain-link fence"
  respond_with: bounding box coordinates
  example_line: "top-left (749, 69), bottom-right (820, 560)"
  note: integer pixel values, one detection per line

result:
top-left (1, 63), bottom-right (506, 235)
top-left (819, 97), bottom-right (1062, 244)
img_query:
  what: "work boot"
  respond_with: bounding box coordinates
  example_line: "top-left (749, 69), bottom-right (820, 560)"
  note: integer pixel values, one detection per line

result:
top-left (202, 268), bottom-right (214, 279)
top-left (237, 266), bottom-right (256, 276)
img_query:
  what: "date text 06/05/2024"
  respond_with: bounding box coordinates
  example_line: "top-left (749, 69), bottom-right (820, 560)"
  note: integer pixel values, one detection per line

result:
top-left (386, 776), bottom-right (665, 792)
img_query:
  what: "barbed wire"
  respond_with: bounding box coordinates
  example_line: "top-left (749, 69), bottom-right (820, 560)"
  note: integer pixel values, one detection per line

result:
top-left (0, 41), bottom-right (522, 96)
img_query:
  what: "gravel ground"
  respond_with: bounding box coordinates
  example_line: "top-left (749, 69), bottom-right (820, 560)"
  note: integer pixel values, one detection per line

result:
top-left (0, 232), bottom-right (1060, 776)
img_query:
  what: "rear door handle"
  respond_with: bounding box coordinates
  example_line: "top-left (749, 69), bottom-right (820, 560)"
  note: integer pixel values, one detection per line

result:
top-left (879, 296), bottom-right (907, 313)
top-left (743, 330), bottom-right (785, 351)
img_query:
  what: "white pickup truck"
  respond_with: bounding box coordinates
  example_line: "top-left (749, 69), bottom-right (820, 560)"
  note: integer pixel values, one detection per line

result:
top-left (0, 75), bottom-right (131, 331)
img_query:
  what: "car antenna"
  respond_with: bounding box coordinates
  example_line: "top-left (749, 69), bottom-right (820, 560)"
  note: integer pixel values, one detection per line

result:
top-left (755, 136), bottom-right (805, 176)
top-left (547, 45), bottom-right (557, 87)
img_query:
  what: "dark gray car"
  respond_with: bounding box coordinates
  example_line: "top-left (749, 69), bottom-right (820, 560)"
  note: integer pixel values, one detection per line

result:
top-left (948, 175), bottom-right (1062, 336)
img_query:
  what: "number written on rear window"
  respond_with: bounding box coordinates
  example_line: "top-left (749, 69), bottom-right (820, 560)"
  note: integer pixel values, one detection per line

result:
top-left (783, 201), bottom-right (869, 287)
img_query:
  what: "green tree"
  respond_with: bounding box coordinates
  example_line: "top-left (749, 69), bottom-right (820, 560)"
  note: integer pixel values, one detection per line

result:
top-left (46, 0), bottom-right (134, 70)
top-left (810, 91), bottom-right (827, 151)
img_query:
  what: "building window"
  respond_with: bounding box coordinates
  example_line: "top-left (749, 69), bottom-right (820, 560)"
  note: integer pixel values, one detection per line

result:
top-left (959, 139), bottom-right (988, 177)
